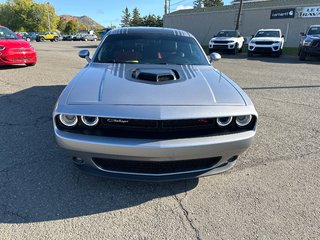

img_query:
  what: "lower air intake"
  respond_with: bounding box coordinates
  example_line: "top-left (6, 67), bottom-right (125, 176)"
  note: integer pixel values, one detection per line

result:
top-left (92, 157), bottom-right (222, 174)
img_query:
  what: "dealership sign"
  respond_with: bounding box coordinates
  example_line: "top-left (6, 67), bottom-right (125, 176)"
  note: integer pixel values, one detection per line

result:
top-left (270, 8), bottom-right (295, 19)
top-left (297, 6), bottom-right (320, 18)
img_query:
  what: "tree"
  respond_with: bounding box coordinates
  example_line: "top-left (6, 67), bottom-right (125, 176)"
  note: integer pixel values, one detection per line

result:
top-left (130, 7), bottom-right (142, 26)
top-left (193, 0), bottom-right (224, 8)
top-left (142, 14), bottom-right (163, 27)
top-left (64, 20), bottom-right (77, 34)
top-left (121, 7), bottom-right (131, 27)
top-left (120, 7), bottom-right (163, 27)
top-left (0, 0), bottom-right (59, 32)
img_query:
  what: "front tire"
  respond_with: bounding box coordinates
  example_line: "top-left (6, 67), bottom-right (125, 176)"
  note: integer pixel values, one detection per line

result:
top-left (275, 50), bottom-right (282, 57)
top-left (40, 37), bottom-right (45, 42)
top-left (238, 43), bottom-right (243, 53)
top-left (299, 49), bottom-right (306, 61)
top-left (232, 43), bottom-right (238, 54)
top-left (54, 37), bottom-right (58, 42)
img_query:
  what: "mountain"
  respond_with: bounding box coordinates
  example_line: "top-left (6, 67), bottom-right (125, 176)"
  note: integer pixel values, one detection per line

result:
top-left (60, 15), bottom-right (105, 30)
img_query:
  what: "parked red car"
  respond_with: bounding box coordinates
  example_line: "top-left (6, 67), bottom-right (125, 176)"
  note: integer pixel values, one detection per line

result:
top-left (0, 26), bottom-right (37, 66)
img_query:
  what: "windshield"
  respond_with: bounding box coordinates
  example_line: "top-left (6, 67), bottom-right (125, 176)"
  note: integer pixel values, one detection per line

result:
top-left (307, 27), bottom-right (320, 35)
top-left (255, 31), bottom-right (280, 38)
top-left (0, 27), bottom-right (18, 40)
top-left (94, 33), bottom-right (209, 65)
top-left (216, 31), bottom-right (237, 37)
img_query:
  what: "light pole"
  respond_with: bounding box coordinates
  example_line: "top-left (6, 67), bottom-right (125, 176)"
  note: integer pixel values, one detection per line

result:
top-left (235, 0), bottom-right (244, 30)
top-left (164, 0), bottom-right (168, 15)
top-left (46, 2), bottom-right (51, 32)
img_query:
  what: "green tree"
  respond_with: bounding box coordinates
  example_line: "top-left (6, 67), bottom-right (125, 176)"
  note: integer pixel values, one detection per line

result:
top-left (193, 0), bottom-right (224, 8)
top-left (57, 17), bottom-right (67, 32)
top-left (121, 6), bottom-right (131, 27)
top-left (130, 7), bottom-right (142, 26)
top-left (64, 20), bottom-right (77, 34)
top-left (142, 14), bottom-right (163, 27)
top-left (0, 0), bottom-right (59, 32)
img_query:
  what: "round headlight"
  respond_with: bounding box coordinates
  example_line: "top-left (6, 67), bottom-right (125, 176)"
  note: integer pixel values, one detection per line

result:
top-left (236, 115), bottom-right (252, 127)
top-left (217, 117), bottom-right (232, 127)
top-left (81, 116), bottom-right (99, 127)
top-left (59, 114), bottom-right (78, 127)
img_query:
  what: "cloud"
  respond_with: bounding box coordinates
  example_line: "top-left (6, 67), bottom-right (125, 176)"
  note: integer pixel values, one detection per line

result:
top-left (175, 5), bottom-right (193, 11)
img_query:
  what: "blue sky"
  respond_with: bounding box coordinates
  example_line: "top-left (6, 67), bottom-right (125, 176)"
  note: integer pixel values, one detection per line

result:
top-left (1, 0), bottom-right (232, 27)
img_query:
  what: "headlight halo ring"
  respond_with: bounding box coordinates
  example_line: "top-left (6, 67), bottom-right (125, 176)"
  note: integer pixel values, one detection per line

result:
top-left (59, 114), bottom-right (78, 127)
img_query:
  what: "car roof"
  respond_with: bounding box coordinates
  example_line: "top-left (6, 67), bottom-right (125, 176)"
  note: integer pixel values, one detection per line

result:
top-left (309, 25), bottom-right (320, 28)
top-left (108, 27), bottom-right (194, 38)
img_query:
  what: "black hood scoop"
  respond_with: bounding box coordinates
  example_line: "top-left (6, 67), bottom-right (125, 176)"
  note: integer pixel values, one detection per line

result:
top-left (132, 68), bottom-right (179, 82)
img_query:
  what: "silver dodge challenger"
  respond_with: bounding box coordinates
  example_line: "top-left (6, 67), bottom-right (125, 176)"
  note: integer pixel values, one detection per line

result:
top-left (53, 27), bottom-right (258, 181)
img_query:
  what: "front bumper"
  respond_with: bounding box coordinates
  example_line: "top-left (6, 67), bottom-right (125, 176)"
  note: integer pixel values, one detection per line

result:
top-left (55, 127), bottom-right (255, 181)
top-left (301, 46), bottom-right (320, 56)
top-left (209, 43), bottom-right (236, 51)
top-left (0, 52), bottom-right (37, 65)
top-left (248, 44), bottom-right (281, 54)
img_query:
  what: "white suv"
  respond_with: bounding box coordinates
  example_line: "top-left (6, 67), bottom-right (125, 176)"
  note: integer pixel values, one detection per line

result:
top-left (209, 30), bottom-right (244, 54)
top-left (248, 29), bottom-right (284, 57)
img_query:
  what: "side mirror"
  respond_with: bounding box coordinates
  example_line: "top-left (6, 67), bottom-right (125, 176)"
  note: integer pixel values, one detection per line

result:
top-left (251, 35), bottom-right (254, 38)
top-left (79, 49), bottom-right (91, 63)
top-left (210, 52), bottom-right (221, 63)
top-left (281, 34), bottom-right (285, 38)
top-left (300, 32), bottom-right (306, 36)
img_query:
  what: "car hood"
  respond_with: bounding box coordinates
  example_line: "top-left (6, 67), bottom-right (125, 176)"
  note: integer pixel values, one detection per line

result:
top-left (0, 39), bottom-right (31, 48)
top-left (210, 37), bottom-right (238, 41)
top-left (251, 37), bottom-right (281, 42)
top-left (66, 64), bottom-right (245, 106)
top-left (306, 34), bottom-right (320, 40)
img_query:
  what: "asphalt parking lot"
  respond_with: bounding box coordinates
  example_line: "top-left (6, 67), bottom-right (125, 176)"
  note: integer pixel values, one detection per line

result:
top-left (0, 41), bottom-right (319, 240)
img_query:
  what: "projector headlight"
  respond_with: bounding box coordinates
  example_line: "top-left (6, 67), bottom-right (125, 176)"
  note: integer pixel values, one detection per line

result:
top-left (217, 117), bottom-right (233, 127)
top-left (59, 114), bottom-right (78, 127)
top-left (236, 115), bottom-right (252, 127)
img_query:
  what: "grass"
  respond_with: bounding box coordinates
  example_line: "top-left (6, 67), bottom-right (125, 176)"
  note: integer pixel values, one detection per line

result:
top-left (283, 47), bottom-right (298, 56)
top-left (202, 45), bottom-right (299, 56)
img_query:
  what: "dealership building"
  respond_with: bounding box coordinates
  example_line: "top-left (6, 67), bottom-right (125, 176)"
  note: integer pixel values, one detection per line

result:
top-left (163, 0), bottom-right (320, 47)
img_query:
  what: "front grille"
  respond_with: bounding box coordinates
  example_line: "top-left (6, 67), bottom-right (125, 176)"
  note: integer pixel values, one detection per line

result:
top-left (255, 41), bottom-right (274, 45)
top-left (92, 157), bottom-right (222, 174)
top-left (56, 116), bottom-right (257, 139)
top-left (254, 47), bottom-right (273, 52)
top-left (213, 41), bottom-right (230, 44)
top-left (311, 40), bottom-right (320, 48)
top-left (212, 45), bottom-right (229, 50)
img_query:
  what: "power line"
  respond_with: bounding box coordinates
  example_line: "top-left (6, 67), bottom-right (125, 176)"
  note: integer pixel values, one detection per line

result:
top-left (170, 0), bottom-right (189, 6)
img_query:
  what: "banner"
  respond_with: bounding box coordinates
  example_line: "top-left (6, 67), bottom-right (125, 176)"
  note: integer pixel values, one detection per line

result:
top-left (297, 6), bottom-right (320, 18)
top-left (270, 8), bottom-right (295, 19)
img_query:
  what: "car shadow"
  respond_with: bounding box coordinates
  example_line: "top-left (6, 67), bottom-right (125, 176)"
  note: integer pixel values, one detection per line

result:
top-left (214, 52), bottom-right (320, 64)
top-left (0, 65), bottom-right (29, 70)
top-left (0, 86), bottom-right (198, 224)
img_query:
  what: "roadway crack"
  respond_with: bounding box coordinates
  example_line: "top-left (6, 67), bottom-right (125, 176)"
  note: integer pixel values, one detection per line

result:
top-left (170, 183), bottom-right (201, 240)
